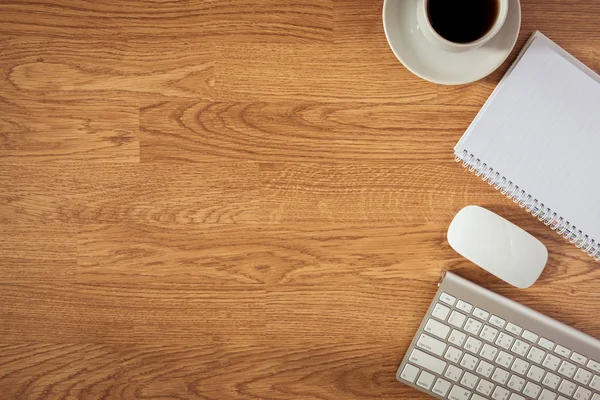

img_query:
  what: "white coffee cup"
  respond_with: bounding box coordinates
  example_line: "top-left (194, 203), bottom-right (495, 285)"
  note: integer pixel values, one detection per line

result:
top-left (416, 0), bottom-right (509, 53)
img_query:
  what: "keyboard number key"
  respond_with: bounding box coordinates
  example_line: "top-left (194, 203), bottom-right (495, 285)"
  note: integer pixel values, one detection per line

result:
top-left (473, 307), bottom-right (489, 320)
top-left (522, 330), bottom-right (539, 343)
top-left (527, 346), bottom-right (546, 364)
top-left (440, 292), bottom-right (456, 306)
top-left (496, 332), bottom-right (514, 350)
top-left (559, 360), bottom-right (577, 378)
top-left (448, 310), bottom-right (467, 328)
top-left (512, 339), bottom-right (530, 357)
top-left (476, 378), bottom-right (494, 396)
top-left (489, 315), bottom-right (506, 328)
top-left (543, 353), bottom-right (561, 371)
top-left (464, 318), bottom-right (483, 335)
top-left (524, 382), bottom-right (542, 399)
top-left (480, 325), bottom-right (499, 342)
top-left (456, 300), bottom-right (473, 313)
top-left (433, 378), bottom-right (452, 397)
top-left (416, 370), bottom-right (436, 390)
top-left (431, 303), bottom-right (451, 321)
top-left (448, 385), bottom-right (470, 400)
top-left (587, 359), bottom-right (600, 373)
top-left (574, 387), bottom-right (592, 400)
top-left (399, 364), bottom-right (419, 383)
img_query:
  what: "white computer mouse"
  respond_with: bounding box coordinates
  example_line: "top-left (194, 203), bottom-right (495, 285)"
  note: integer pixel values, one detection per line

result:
top-left (447, 205), bottom-right (548, 288)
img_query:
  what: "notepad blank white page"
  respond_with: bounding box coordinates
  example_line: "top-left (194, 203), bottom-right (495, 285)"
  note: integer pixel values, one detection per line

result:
top-left (455, 37), bottom-right (600, 241)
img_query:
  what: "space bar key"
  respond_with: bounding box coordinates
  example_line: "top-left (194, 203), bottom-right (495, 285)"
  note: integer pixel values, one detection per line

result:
top-left (409, 349), bottom-right (447, 374)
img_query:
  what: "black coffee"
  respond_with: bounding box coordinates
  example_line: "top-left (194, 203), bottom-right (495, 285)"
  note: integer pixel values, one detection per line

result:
top-left (427, 0), bottom-right (499, 44)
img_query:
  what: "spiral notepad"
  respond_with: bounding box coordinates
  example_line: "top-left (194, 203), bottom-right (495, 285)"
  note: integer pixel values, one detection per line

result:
top-left (455, 32), bottom-right (600, 260)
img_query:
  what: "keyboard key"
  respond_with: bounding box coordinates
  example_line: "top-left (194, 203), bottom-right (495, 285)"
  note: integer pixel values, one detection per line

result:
top-left (460, 371), bottom-right (479, 389)
top-left (512, 339), bottom-right (530, 357)
top-left (476, 360), bottom-right (495, 378)
top-left (574, 387), bottom-right (592, 400)
top-left (409, 349), bottom-right (447, 374)
top-left (460, 353), bottom-right (478, 370)
top-left (510, 394), bottom-right (526, 400)
top-left (448, 310), bottom-right (467, 328)
top-left (589, 375), bottom-right (600, 390)
top-left (492, 386), bottom-right (510, 400)
top-left (571, 352), bottom-right (587, 366)
top-left (592, 395), bottom-right (600, 400)
top-left (400, 364), bottom-right (419, 382)
top-left (496, 332), bottom-right (514, 350)
top-left (491, 367), bottom-right (510, 385)
top-left (465, 337), bottom-right (483, 354)
top-left (511, 358), bottom-right (530, 375)
top-left (440, 292), bottom-right (456, 306)
top-left (464, 318), bottom-right (483, 335)
top-left (496, 351), bottom-right (514, 368)
top-left (555, 345), bottom-right (571, 358)
top-left (527, 365), bottom-right (545, 382)
top-left (417, 333), bottom-right (447, 356)
top-left (416, 370), bottom-right (436, 390)
top-left (444, 365), bottom-right (463, 382)
top-left (477, 378), bottom-right (494, 395)
top-left (587, 360), bottom-right (600, 373)
top-left (431, 303), bottom-right (451, 321)
top-left (523, 382), bottom-right (542, 399)
top-left (456, 300), bottom-right (473, 313)
top-left (527, 346), bottom-right (546, 364)
top-left (538, 337), bottom-right (555, 351)
top-left (506, 323), bottom-right (522, 336)
top-left (573, 368), bottom-right (592, 385)
top-left (543, 353), bottom-right (562, 371)
top-left (558, 380), bottom-right (576, 396)
top-left (489, 315), bottom-right (506, 328)
top-left (480, 344), bottom-right (499, 361)
top-left (473, 307), bottom-right (489, 320)
top-left (522, 330), bottom-right (539, 343)
top-left (448, 385), bottom-right (470, 400)
top-left (473, 395), bottom-right (487, 400)
top-left (433, 378), bottom-right (452, 397)
top-left (558, 360), bottom-right (577, 378)
top-left (542, 372), bottom-right (561, 389)
top-left (424, 318), bottom-right (451, 340)
top-left (444, 346), bottom-right (463, 363)
top-left (508, 374), bottom-right (526, 391)
top-left (539, 388), bottom-right (557, 400)
top-left (480, 325), bottom-right (499, 342)
top-left (448, 329), bottom-right (467, 347)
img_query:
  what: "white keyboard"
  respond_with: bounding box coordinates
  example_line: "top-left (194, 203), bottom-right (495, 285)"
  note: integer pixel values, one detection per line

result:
top-left (396, 272), bottom-right (600, 400)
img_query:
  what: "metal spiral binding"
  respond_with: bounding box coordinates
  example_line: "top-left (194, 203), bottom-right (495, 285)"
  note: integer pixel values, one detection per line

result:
top-left (456, 149), bottom-right (600, 261)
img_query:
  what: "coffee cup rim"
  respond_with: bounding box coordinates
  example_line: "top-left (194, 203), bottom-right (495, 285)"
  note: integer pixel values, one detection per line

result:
top-left (421, 0), bottom-right (509, 48)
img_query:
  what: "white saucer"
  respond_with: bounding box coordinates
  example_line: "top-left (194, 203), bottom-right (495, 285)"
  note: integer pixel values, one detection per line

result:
top-left (383, 0), bottom-right (521, 85)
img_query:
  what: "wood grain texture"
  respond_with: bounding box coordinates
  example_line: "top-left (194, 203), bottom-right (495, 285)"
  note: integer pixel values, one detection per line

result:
top-left (1, 0), bottom-right (600, 398)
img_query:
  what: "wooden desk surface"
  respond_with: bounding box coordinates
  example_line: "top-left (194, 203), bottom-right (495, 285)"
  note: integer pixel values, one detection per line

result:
top-left (1, 0), bottom-right (599, 398)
